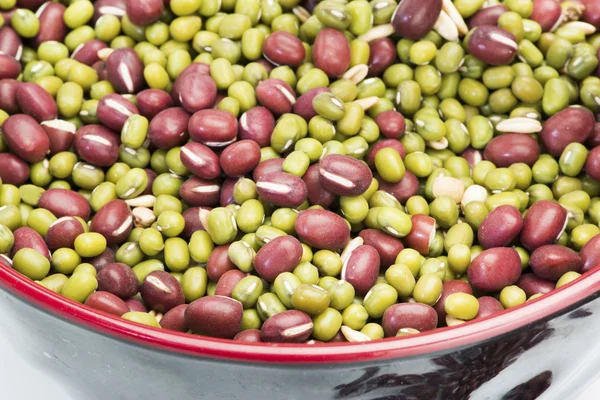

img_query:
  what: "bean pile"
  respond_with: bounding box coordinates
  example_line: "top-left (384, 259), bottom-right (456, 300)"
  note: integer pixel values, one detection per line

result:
top-left (0, 0), bottom-right (599, 344)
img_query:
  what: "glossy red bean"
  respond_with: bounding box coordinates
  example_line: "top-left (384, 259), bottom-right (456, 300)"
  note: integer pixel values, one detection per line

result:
top-left (219, 140), bottom-right (261, 177)
top-left (41, 119), bottom-right (77, 155)
top-left (366, 140), bottom-right (406, 169)
top-left (391, 0), bottom-right (442, 40)
top-left (186, 296), bottom-right (243, 339)
top-left (180, 142), bottom-right (221, 179)
top-left (90, 199), bottom-right (133, 246)
top-left (39, 188), bottom-right (91, 220)
top-left (530, 0), bottom-right (562, 32)
top-left (319, 154), bottom-right (373, 196)
top-left (516, 273), bottom-right (555, 297)
top-left (140, 270), bottom-right (184, 313)
top-left (467, 5), bottom-right (507, 29)
top-left (585, 146), bottom-right (600, 181)
top-left (33, 2), bottom-right (67, 47)
top-left (478, 205), bottom-right (523, 249)
top-left (540, 107), bottom-right (595, 157)
top-left (256, 172), bottom-right (308, 207)
top-left (0, 154), bottom-right (29, 186)
top-left (382, 303), bottom-right (438, 337)
top-left (358, 229), bottom-right (404, 269)
top-left (313, 28), bottom-right (351, 77)
top-left (16, 83), bottom-right (57, 122)
top-left (376, 171), bottom-right (420, 203)
top-left (260, 310), bottom-right (313, 343)
top-left (214, 270), bottom-right (247, 297)
top-left (1, 114), bottom-right (50, 163)
top-left (178, 74), bottom-right (218, 113)
top-left (106, 48), bottom-right (144, 94)
top-left (0, 79), bottom-right (20, 115)
top-left (85, 247), bottom-right (116, 273)
top-left (520, 200), bottom-right (567, 251)
top-left (530, 244), bottom-right (582, 281)
top-left (171, 63), bottom-right (211, 106)
top-left (72, 40), bottom-right (107, 66)
top-left (468, 247), bottom-right (522, 292)
top-left (341, 245), bottom-right (380, 295)
top-left (254, 236), bottom-right (303, 282)
top-left (255, 78), bottom-right (296, 116)
top-left (483, 134), bottom-right (540, 167)
top-left (10, 227), bottom-right (51, 261)
top-left (238, 106), bottom-right (275, 147)
top-left (188, 109), bottom-right (238, 147)
top-left (160, 304), bottom-right (188, 332)
top-left (368, 38), bottom-right (396, 78)
top-left (179, 177), bottom-right (221, 207)
top-left (468, 26), bottom-right (518, 65)
top-left (97, 262), bottom-right (140, 299)
top-left (580, 234), bottom-right (600, 273)
top-left (253, 158), bottom-right (284, 182)
top-left (148, 107), bottom-right (190, 149)
top-left (295, 209), bottom-right (350, 250)
top-left (0, 54), bottom-right (21, 80)
top-left (374, 110), bottom-right (405, 139)
top-left (207, 244), bottom-right (235, 281)
top-left (0, 27), bottom-right (22, 59)
top-left (403, 214), bottom-right (436, 256)
top-left (126, 0), bottom-right (163, 26)
top-left (475, 296), bottom-right (504, 319)
top-left (45, 216), bottom-right (85, 251)
top-left (233, 329), bottom-right (262, 342)
top-left (97, 93), bottom-right (139, 132)
top-left (433, 280), bottom-right (473, 325)
top-left (181, 207), bottom-right (207, 239)
top-left (293, 87), bottom-right (331, 121)
top-left (93, 0), bottom-right (127, 22)
top-left (219, 177), bottom-right (236, 207)
top-left (302, 163), bottom-right (336, 208)
top-left (136, 89), bottom-right (174, 119)
top-left (85, 291), bottom-right (130, 317)
top-left (74, 124), bottom-right (120, 167)
top-left (262, 31), bottom-right (306, 67)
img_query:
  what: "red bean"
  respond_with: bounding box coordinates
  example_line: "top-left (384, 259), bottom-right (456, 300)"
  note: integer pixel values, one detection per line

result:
top-left (97, 93), bottom-right (139, 132)
top-left (540, 107), bottom-right (595, 157)
top-left (467, 5), bottom-right (507, 29)
top-left (402, 214), bottom-right (436, 256)
top-left (586, 123), bottom-right (600, 148)
top-left (186, 296), bottom-right (243, 339)
top-left (188, 109), bottom-right (238, 147)
top-left (180, 142), bottom-right (222, 179)
top-left (358, 229), bottom-right (404, 269)
top-left (41, 119), bottom-right (77, 155)
top-left (391, 0), bottom-right (442, 40)
top-left (366, 140), bottom-right (406, 169)
top-left (171, 63), bottom-right (211, 106)
top-left (530, 244), bottom-right (582, 281)
top-left (39, 188), bottom-right (91, 220)
top-left (483, 134), bottom-right (540, 167)
top-left (238, 106), bottom-right (275, 147)
top-left (475, 296), bottom-right (504, 319)
top-left (45, 216), bottom-right (85, 251)
top-left (468, 247), bottom-right (522, 292)
top-left (319, 154), bottom-right (373, 196)
top-left (160, 304), bottom-right (188, 332)
top-left (90, 199), bottom-right (133, 246)
top-left (374, 110), bottom-right (405, 139)
top-left (293, 87), bottom-right (331, 121)
top-left (136, 89), bottom-right (174, 120)
top-left (468, 26), bottom-right (518, 66)
top-left (219, 177), bottom-right (236, 207)
top-left (433, 280), bottom-right (473, 325)
top-left (461, 148), bottom-right (484, 169)
top-left (0, 79), bottom-right (20, 115)
top-left (530, 0), bottom-right (562, 32)
top-left (382, 303), bottom-right (438, 337)
top-left (0, 27), bottom-right (22, 59)
top-left (179, 177), bottom-right (221, 207)
top-left (140, 270), bottom-right (184, 313)
top-left (17, 0), bottom-right (46, 10)
top-left (253, 158), bottom-right (284, 181)
top-left (255, 78), bottom-right (296, 116)
top-left (106, 48), bottom-right (144, 94)
top-left (97, 262), bottom-right (140, 299)
top-left (233, 329), bottom-right (262, 342)
top-left (178, 74), bottom-right (218, 114)
top-left (93, 0), bottom-right (127, 22)
top-left (256, 172), bottom-right (308, 207)
top-left (0, 153), bottom-right (29, 185)
top-left (214, 270), bottom-right (247, 297)
top-left (148, 107), bottom-right (190, 149)
top-left (33, 2), bottom-right (67, 47)
top-left (342, 245), bottom-right (380, 295)
top-left (477, 205), bottom-right (523, 249)
top-left (302, 163), bottom-right (336, 208)
top-left (16, 83), bottom-right (57, 122)
top-left (580, 234), bottom-right (600, 273)
top-left (1, 114), bottom-right (50, 163)
top-left (376, 171), bottom-right (420, 203)
top-left (74, 124), bottom-right (121, 167)
top-left (0, 54), bottom-right (21, 80)
top-left (85, 247), bottom-right (116, 272)
top-left (207, 244), bottom-right (235, 281)
top-left (72, 40), bottom-right (107, 66)
top-left (582, 0), bottom-right (600, 29)
top-left (254, 236), bottom-right (303, 282)
top-left (260, 310), bottom-right (313, 343)
top-left (520, 200), bottom-right (567, 251)
top-left (262, 31), bottom-right (306, 67)
top-left (181, 207), bottom-right (207, 239)
top-left (125, 298), bottom-right (147, 313)
top-left (219, 140), bottom-right (261, 177)
top-left (85, 291), bottom-right (130, 317)
top-left (516, 273), bottom-right (555, 297)
top-left (125, 0), bottom-right (163, 26)
top-left (367, 38), bottom-right (396, 78)
top-left (295, 209), bottom-right (350, 250)
top-left (585, 146), bottom-right (600, 181)
top-left (10, 227), bottom-right (51, 261)
top-left (93, 60), bottom-right (108, 81)
top-left (313, 28), bottom-right (350, 77)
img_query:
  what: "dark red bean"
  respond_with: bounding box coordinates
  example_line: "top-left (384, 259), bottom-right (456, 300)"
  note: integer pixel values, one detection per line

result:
top-left (483, 134), bottom-right (540, 167)
top-left (293, 87), bottom-right (331, 121)
top-left (178, 74), bottom-right (217, 114)
top-left (433, 280), bottom-right (473, 325)
top-left (374, 111), bottom-right (405, 139)
top-left (85, 291), bottom-right (130, 317)
top-left (238, 106), bottom-right (275, 147)
top-left (39, 188), bottom-right (91, 220)
top-left (219, 177), bottom-right (236, 207)
top-left (97, 262), bottom-right (140, 299)
top-left (93, 0), bottom-right (127, 22)
top-left (148, 107), bottom-right (190, 149)
top-left (586, 123), bottom-right (600, 148)
top-left (10, 227), bottom-right (51, 261)
top-left (367, 38), bottom-right (396, 78)
top-left (106, 48), bottom-right (144, 94)
top-left (90, 199), bottom-right (133, 246)
top-left (136, 89), bottom-right (174, 120)
top-left (126, 0), bottom-right (163, 26)
top-left (342, 245), bottom-right (380, 295)
top-left (302, 163), bottom-right (336, 208)
top-left (0, 79), bottom-right (20, 115)
top-left (477, 205), bottom-right (523, 249)
top-left (461, 148), bottom-right (484, 169)
top-left (160, 304), bottom-right (188, 332)
top-left (326, 331), bottom-right (347, 343)
top-left (382, 303), bottom-right (438, 337)
top-left (219, 140), bottom-right (261, 177)
top-left (580, 234), bottom-right (600, 273)
top-left (140, 270), bottom-right (184, 313)
top-left (233, 329), bottom-right (262, 342)
top-left (530, 0), bottom-right (562, 32)
top-left (468, 26), bottom-right (518, 66)
top-left (585, 146), bottom-right (600, 181)
top-left (93, 60), bottom-right (108, 81)
top-left (85, 247), bottom-right (116, 273)
top-left (214, 270), bottom-right (247, 297)
top-left (125, 298), bottom-right (147, 313)
top-left (74, 124), bottom-right (120, 167)
top-left (520, 200), bottom-right (567, 251)
top-left (358, 229), bottom-right (404, 268)
top-left (262, 31), bottom-right (306, 67)
top-left (186, 295), bottom-right (243, 339)
top-left (179, 177), bottom-right (221, 207)
top-left (253, 158), bottom-right (284, 182)
top-left (256, 172), bottom-right (308, 207)
top-left (16, 83), bottom-right (57, 123)
top-left (181, 207), bottom-right (207, 239)
top-left (530, 244), bottom-right (582, 281)
top-left (402, 214), bottom-right (436, 256)
top-left (1, 114), bottom-right (50, 163)
top-left (376, 171), bottom-right (420, 203)
top-left (582, 0), bottom-right (600, 29)
top-left (391, 0), bottom-right (442, 40)
top-left (33, 2), bottom-right (67, 47)
top-left (255, 78), bottom-right (296, 116)
top-left (180, 142), bottom-right (221, 179)
top-left (540, 107), bottom-right (595, 157)
top-left (0, 54), bottom-right (21, 80)
top-left (313, 28), bottom-right (350, 77)
top-left (467, 5), bottom-right (507, 29)
top-left (516, 273), bottom-right (555, 297)
top-left (171, 63), bottom-right (211, 106)
top-left (468, 247), bottom-right (522, 292)
top-left (295, 209), bottom-right (350, 250)
top-left (0, 153), bottom-right (30, 185)
top-left (188, 109), bottom-right (238, 147)
top-left (16, 0), bottom-right (46, 10)
top-left (96, 93), bottom-right (139, 132)
top-left (475, 296), bottom-right (504, 319)
top-left (45, 216), bottom-right (85, 251)
top-left (41, 119), bottom-right (77, 155)
top-left (366, 140), bottom-right (406, 170)
top-left (0, 27), bottom-right (22, 60)
top-left (260, 310), bottom-right (313, 343)
top-left (254, 236), bottom-right (303, 282)
top-left (207, 244), bottom-right (235, 281)
top-left (319, 154), bottom-right (373, 196)
top-left (142, 169), bottom-right (157, 196)
top-left (72, 40), bottom-right (107, 66)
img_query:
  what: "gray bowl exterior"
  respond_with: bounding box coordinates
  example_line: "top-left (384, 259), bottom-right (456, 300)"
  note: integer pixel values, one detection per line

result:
top-left (1, 285), bottom-right (600, 400)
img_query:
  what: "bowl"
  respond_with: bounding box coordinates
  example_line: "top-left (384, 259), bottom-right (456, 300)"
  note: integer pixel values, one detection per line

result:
top-left (1, 262), bottom-right (600, 399)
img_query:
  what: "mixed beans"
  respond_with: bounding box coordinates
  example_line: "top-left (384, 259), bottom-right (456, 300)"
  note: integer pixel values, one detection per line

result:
top-left (0, 0), bottom-right (599, 344)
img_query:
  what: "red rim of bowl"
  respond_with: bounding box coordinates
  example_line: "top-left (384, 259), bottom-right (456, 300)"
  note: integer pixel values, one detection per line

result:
top-left (0, 262), bottom-right (599, 364)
